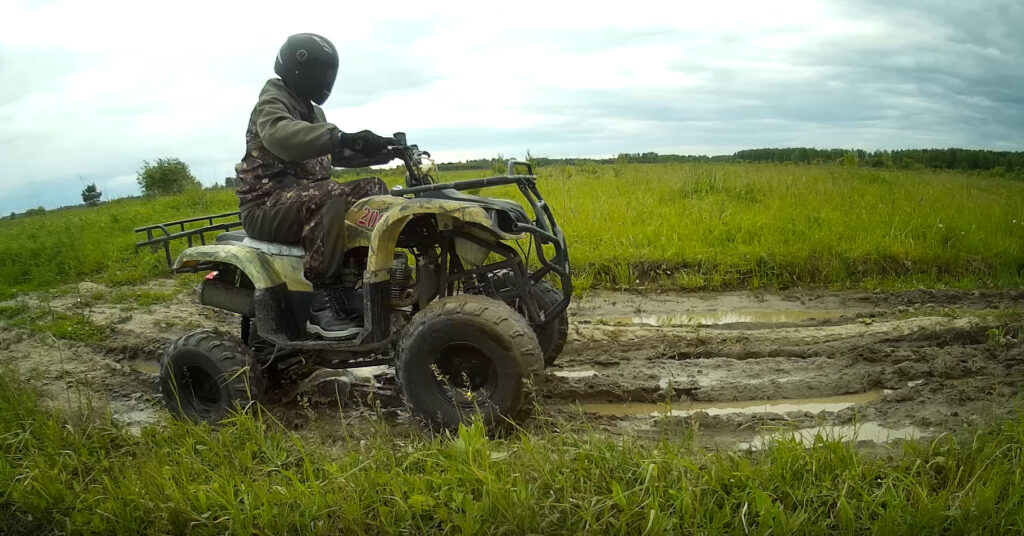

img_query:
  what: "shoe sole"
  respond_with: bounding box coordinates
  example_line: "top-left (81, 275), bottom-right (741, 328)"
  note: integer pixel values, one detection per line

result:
top-left (305, 321), bottom-right (360, 340)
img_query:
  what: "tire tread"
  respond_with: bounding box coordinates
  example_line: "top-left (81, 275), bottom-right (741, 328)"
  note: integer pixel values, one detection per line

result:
top-left (396, 295), bottom-right (543, 431)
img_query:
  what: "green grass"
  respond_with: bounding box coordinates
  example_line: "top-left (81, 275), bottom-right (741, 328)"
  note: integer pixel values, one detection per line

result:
top-left (535, 163), bottom-right (1024, 290)
top-left (2, 162), bottom-right (1024, 295)
top-left (0, 303), bottom-right (108, 343)
top-left (108, 288), bottom-right (178, 306)
top-left (0, 188), bottom-right (238, 297)
top-left (1, 372), bottom-right (1023, 534)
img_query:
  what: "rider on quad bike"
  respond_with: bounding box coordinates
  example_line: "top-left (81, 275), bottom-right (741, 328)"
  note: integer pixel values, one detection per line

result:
top-left (235, 32), bottom-right (395, 340)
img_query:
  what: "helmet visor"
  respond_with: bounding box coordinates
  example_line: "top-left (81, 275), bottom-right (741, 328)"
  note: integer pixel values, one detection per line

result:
top-left (314, 63), bottom-right (338, 104)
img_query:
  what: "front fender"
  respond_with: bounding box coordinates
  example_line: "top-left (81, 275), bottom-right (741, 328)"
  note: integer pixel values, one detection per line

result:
top-left (174, 245), bottom-right (311, 291)
top-left (363, 197), bottom-right (526, 283)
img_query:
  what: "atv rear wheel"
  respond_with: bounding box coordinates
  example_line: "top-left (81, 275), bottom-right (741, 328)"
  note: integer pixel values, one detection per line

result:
top-left (160, 329), bottom-right (265, 424)
top-left (396, 295), bottom-right (543, 433)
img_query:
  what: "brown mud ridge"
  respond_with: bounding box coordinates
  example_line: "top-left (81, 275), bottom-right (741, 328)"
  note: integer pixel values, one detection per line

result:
top-left (2, 282), bottom-right (1022, 448)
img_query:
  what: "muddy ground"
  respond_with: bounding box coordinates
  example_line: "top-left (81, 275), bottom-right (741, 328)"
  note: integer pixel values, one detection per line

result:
top-left (2, 280), bottom-right (1023, 449)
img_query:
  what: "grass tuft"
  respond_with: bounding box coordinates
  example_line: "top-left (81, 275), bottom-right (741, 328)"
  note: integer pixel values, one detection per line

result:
top-left (0, 303), bottom-right (108, 343)
top-left (109, 288), bottom-right (178, 306)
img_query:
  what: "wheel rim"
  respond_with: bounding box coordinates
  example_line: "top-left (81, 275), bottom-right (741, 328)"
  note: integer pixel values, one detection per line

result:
top-left (179, 365), bottom-right (222, 419)
top-left (432, 342), bottom-right (499, 407)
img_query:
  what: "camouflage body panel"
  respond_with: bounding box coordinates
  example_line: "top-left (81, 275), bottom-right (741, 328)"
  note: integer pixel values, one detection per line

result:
top-left (176, 195), bottom-right (526, 288)
top-left (343, 195), bottom-right (527, 283)
top-left (174, 245), bottom-right (311, 292)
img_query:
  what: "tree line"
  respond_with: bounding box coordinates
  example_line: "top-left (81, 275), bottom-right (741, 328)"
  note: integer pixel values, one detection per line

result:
top-left (6, 146), bottom-right (1022, 220)
top-left (731, 147), bottom-right (1024, 173)
top-left (432, 148), bottom-right (1024, 175)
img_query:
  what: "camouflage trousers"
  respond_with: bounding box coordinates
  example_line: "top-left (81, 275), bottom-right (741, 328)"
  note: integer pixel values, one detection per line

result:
top-left (240, 177), bottom-right (389, 283)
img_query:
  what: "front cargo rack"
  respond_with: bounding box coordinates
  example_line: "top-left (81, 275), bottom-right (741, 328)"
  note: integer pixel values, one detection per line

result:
top-left (134, 212), bottom-right (241, 269)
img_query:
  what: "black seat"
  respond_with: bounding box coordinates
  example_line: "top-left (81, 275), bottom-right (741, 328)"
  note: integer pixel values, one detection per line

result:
top-left (214, 229), bottom-right (305, 256)
top-left (216, 230), bottom-right (248, 244)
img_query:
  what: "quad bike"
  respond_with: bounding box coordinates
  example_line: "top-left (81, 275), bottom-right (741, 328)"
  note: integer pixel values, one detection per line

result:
top-left (135, 133), bottom-right (571, 431)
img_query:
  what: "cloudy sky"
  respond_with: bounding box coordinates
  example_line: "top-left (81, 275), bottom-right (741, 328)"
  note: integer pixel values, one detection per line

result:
top-left (1, 0), bottom-right (1021, 213)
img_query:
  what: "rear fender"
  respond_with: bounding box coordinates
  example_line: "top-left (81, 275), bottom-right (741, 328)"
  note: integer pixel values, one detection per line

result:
top-left (174, 245), bottom-right (311, 292)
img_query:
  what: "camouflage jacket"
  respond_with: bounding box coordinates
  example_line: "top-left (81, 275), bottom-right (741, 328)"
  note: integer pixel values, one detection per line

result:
top-left (235, 78), bottom-right (342, 208)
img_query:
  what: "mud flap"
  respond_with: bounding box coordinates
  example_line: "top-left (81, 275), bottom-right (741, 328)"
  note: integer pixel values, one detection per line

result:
top-left (358, 280), bottom-right (391, 344)
top-left (254, 284), bottom-right (310, 344)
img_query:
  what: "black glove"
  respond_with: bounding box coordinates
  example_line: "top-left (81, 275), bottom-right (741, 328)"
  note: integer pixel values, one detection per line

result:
top-left (338, 130), bottom-right (394, 156)
top-left (331, 149), bottom-right (396, 169)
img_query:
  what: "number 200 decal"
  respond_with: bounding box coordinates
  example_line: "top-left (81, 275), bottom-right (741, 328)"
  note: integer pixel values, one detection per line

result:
top-left (356, 208), bottom-right (383, 228)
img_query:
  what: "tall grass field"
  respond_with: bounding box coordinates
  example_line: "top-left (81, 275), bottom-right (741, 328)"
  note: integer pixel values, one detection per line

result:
top-left (2, 374), bottom-right (1023, 534)
top-left (1, 162), bottom-right (1022, 297)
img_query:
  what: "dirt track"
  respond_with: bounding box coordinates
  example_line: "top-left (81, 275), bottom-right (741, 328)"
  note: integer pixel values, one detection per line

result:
top-left (2, 282), bottom-right (1022, 447)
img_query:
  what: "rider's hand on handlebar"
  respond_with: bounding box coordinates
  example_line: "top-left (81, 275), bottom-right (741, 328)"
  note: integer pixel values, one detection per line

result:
top-left (338, 130), bottom-right (392, 156)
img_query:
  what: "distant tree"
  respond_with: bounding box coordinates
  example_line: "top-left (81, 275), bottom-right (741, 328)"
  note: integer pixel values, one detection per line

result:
top-left (25, 206), bottom-right (46, 216)
top-left (224, 176), bottom-right (238, 188)
top-left (81, 182), bottom-right (102, 206)
top-left (490, 153), bottom-right (506, 175)
top-left (137, 158), bottom-right (200, 196)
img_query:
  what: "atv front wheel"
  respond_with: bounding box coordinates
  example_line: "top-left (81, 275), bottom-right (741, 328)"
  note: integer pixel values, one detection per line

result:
top-left (529, 281), bottom-right (569, 366)
top-left (487, 272), bottom-right (569, 366)
top-left (396, 295), bottom-right (544, 433)
top-left (160, 329), bottom-right (265, 424)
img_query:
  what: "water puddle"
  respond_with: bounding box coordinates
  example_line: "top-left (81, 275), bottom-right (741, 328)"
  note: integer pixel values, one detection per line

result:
top-left (348, 365), bottom-right (392, 383)
top-left (596, 310), bottom-right (846, 327)
top-left (580, 390), bottom-right (881, 417)
top-left (553, 370), bottom-right (599, 379)
top-left (738, 422), bottom-right (921, 450)
top-left (129, 360), bottom-right (160, 375)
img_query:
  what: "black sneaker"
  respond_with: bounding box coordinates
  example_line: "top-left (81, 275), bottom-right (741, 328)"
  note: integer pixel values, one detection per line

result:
top-left (306, 285), bottom-right (361, 339)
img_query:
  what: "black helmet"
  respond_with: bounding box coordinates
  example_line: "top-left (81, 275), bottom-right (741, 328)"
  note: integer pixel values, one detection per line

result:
top-left (274, 33), bottom-right (339, 105)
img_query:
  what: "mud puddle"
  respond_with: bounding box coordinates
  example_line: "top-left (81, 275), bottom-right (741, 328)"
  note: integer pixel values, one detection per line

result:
top-left (2, 281), bottom-right (1022, 449)
top-left (553, 369), bottom-right (599, 378)
top-left (129, 360), bottom-right (160, 375)
top-left (579, 390), bottom-right (881, 417)
top-left (738, 422), bottom-right (922, 451)
top-left (593, 310), bottom-right (846, 327)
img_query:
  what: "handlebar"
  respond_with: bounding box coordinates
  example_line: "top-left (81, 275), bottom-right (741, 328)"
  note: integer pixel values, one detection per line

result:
top-left (386, 132), bottom-right (535, 189)
top-left (389, 131), bottom-right (435, 188)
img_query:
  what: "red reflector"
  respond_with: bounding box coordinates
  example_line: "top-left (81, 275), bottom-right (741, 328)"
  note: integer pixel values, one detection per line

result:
top-left (205, 271), bottom-right (219, 280)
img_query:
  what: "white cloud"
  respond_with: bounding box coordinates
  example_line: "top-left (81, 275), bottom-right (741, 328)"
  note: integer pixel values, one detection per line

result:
top-left (0, 0), bottom-right (1021, 213)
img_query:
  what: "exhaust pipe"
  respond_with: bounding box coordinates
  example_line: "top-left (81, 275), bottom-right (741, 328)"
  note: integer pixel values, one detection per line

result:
top-left (200, 279), bottom-right (254, 316)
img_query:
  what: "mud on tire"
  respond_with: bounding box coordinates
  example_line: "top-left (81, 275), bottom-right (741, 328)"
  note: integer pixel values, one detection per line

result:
top-left (530, 281), bottom-right (569, 366)
top-left (485, 272), bottom-right (569, 366)
top-left (160, 329), bottom-right (265, 424)
top-left (396, 295), bottom-right (544, 433)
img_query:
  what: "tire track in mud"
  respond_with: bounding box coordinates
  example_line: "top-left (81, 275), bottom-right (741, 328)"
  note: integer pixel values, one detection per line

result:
top-left (2, 283), bottom-right (1022, 445)
top-left (545, 304), bottom-right (1023, 444)
top-left (549, 316), bottom-right (997, 401)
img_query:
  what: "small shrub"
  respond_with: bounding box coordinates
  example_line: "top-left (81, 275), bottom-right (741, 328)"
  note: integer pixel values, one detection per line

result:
top-left (137, 158), bottom-right (200, 196)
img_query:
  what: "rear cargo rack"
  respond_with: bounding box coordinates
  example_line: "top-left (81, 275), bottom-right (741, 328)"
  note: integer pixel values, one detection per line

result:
top-left (134, 212), bottom-right (242, 269)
